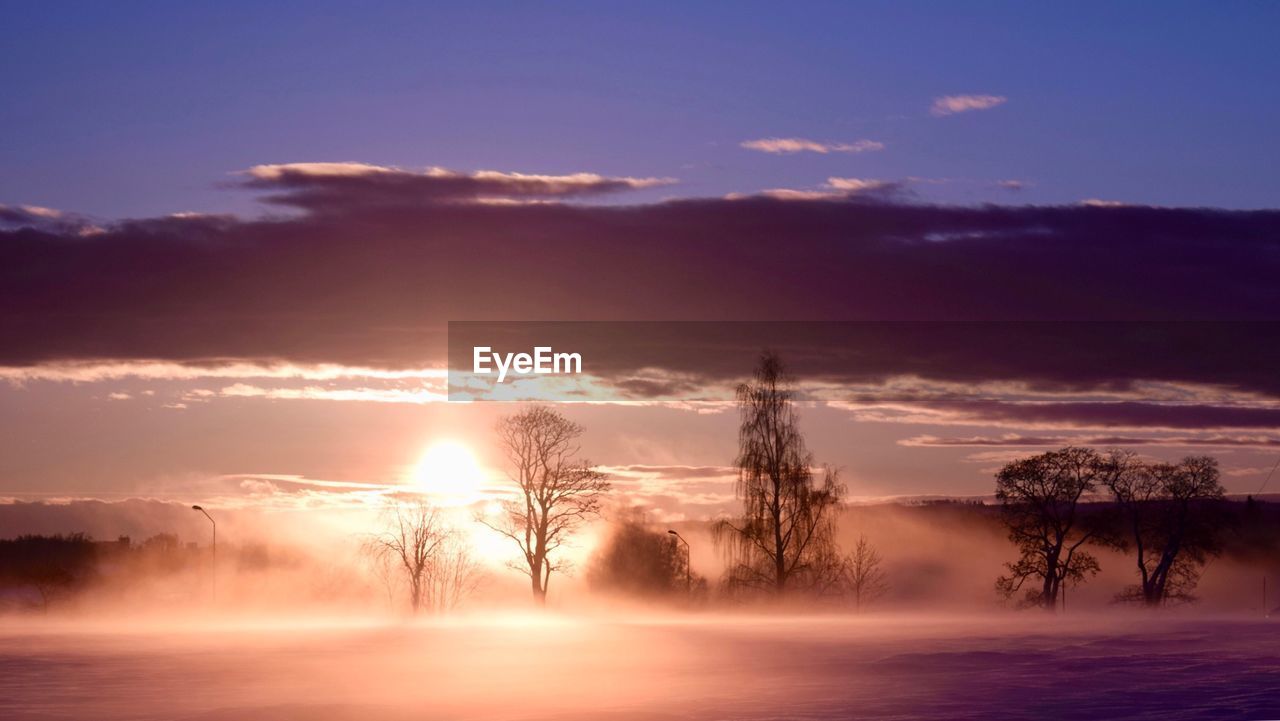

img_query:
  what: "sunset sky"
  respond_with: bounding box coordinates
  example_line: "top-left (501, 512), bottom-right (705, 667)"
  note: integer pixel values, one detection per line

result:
top-left (3, 2), bottom-right (1280, 526)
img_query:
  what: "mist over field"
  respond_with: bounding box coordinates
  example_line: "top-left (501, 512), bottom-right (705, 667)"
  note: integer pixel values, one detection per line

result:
top-left (4, 613), bottom-right (1279, 721)
top-left (4, 494), bottom-right (1278, 616)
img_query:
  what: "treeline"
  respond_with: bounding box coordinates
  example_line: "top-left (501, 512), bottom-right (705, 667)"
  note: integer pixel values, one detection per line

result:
top-left (0, 532), bottom-right (285, 612)
top-left (0, 534), bottom-right (98, 612)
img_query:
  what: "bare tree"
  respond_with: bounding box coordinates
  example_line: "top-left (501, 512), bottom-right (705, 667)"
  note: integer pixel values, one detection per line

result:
top-left (421, 531), bottom-right (483, 613)
top-left (364, 497), bottom-right (479, 614)
top-left (368, 545), bottom-right (402, 608)
top-left (1104, 453), bottom-right (1226, 606)
top-left (480, 406), bottom-right (609, 605)
top-left (714, 351), bottom-right (846, 596)
top-left (844, 535), bottom-right (888, 612)
top-left (995, 447), bottom-right (1113, 610)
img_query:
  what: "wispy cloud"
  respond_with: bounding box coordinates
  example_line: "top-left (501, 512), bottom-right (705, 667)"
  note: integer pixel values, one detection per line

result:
top-left (0, 360), bottom-right (446, 384)
top-left (0, 203), bottom-right (103, 235)
top-left (899, 433), bottom-right (1280, 448)
top-left (240, 162), bottom-right (676, 210)
top-left (825, 177), bottom-right (894, 193)
top-left (930, 94), bottom-right (1007, 117)
top-left (740, 137), bottom-right (884, 155)
top-left (741, 177), bottom-right (905, 201)
top-left (217, 383), bottom-right (447, 404)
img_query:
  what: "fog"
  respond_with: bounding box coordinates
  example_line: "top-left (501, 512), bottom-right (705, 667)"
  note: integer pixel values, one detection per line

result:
top-left (3, 613), bottom-right (1279, 720)
top-left (4, 498), bottom-right (1278, 617)
top-left (4, 498), bottom-right (1280, 719)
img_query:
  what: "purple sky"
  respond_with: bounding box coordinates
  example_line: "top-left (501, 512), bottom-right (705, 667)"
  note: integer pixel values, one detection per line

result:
top-left (2, 2), bottom-right (1280, 520)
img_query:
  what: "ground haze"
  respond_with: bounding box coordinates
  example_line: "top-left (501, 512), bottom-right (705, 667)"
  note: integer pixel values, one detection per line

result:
top-left (2, 614), bottom-right (1277, 721)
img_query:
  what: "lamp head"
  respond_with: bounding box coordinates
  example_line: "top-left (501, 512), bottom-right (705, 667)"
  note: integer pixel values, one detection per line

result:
top-left (192, 505), bottom-right (203, 511)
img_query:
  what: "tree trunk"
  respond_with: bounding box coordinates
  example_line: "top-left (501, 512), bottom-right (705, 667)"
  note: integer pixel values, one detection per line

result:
top-left (1041, 556), bottom-right (1059, 611)
top-left (530, 555), bottom-right (547, 606)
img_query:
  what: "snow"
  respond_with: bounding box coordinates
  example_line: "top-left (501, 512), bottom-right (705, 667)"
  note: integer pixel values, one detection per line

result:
top-left (1, 614), bottom-right (1277, 720)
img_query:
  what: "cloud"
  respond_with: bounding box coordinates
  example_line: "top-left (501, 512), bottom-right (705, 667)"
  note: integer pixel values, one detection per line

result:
top-left (825, 177), bottom-right (896, 193)
top-left (740, 138), bottom-right (884, 154)
top-left (3, 165), bottom-right (1280, 411)
top-left (741, 177), bottom-right (906, 202)
top-left (0, 360), bottom-right (446, 384)
top-left (900, 433), bottom-right (1280, 448)
top-left (601, 464), bottom-right (736, 481)
top-left (217, 383), bottom-right (446, 404)
top-left (0, 203), bottom-right (102, 235)
top-left (597, 464), bottom-right (740, 518)
top-left (239, 162), bottom-right (675, 211)
top-left (841, 400), bottom-right (1280, 432)
top-left (930, 94), bottom-right (1007, 117)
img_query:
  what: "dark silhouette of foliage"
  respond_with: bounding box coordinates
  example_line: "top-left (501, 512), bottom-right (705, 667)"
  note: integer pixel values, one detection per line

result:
top-left (714, 351), bottom-right (845, 596)
top-left (0, 533), bottom-right (98, 612)
top-left (1102, 453), bottom-right (1226, 606)
top-left (995, 447), bottom-right (1116, 610)
top-left (588, 511), bottom-right (704, 600)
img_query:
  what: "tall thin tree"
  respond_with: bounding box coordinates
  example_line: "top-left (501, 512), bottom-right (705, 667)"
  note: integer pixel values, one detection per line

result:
top-left (714, 351), bottom-right (845, 596)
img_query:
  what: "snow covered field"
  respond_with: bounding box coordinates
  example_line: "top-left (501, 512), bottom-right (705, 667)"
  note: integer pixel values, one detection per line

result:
top-left (1, 614), bottom-right (1277, 721)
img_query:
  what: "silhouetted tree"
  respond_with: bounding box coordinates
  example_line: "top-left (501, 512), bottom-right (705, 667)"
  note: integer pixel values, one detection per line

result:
top-left (588, 511), bottom-right (703, 599)
top-left (0, 534), bottom-right (97, 613)
top-left (995, 447), bottom-right (1114, 610)
top-left (844, 535), bottom-right (888, 611)
top-left (364, 497), bottom-right (478, 614)
top-left (480, 406), bottom-right (609, 605)
top-left (714, 351), bottom-right (845, 596)
top-left (1104, 453), bottom-right (1226, 606)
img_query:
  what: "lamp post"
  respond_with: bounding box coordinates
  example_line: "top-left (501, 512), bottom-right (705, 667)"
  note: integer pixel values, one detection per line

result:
top-left (191, 505), bottom-right (216, 603)
top-left (667, 530), bottom-right (690, 594)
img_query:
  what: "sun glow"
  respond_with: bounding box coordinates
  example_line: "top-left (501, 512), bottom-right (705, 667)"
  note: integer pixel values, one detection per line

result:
top-left (411, 440), bottom-right (487, 506)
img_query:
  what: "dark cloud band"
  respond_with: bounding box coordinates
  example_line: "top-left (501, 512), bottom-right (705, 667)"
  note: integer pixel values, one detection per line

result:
top-left (4, 173), bottom-right (1279, 383)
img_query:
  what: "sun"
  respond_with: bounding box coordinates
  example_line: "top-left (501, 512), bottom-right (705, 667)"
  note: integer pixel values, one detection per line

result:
top-left (411, 440), bottom-right (487, 506)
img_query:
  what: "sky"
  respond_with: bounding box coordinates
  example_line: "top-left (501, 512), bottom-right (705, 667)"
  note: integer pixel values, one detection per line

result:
top-left (4, 2), bottom-right (1280, 217)
top-left (2, 2), bottom-right (1280, 528)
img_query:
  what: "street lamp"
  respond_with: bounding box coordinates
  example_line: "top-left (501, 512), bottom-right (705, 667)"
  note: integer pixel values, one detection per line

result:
top-left (191, 505), bottom-right (216, 603)
top-left (667, 530), bottom-right (690, 594)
